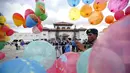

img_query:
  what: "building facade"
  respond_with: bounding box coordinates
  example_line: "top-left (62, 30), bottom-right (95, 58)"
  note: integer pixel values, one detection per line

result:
top-left (10, 22), bottom-right (87, 41)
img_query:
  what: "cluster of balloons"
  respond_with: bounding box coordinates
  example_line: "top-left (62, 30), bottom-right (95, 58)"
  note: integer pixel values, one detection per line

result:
top-left (105, 6), bottom-right (130, 24)
top-left (0, 13), bottom-right (14, 51)
top-left (67, 0), bottom-right (130, 25)
top-left (12, 1), bottom-right (47, 34)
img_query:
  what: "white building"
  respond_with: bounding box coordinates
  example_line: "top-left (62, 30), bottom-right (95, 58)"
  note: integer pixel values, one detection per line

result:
top-left (10, 22), bottom-right (87, 41)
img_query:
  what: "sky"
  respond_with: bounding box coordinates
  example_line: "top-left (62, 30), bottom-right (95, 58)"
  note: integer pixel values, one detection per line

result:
top-left (0, 0), bottom-right (130, 33)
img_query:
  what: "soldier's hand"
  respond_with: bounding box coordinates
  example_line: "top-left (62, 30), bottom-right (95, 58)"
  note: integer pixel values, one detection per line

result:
top-left (75, 41), bottom-right (86, 51)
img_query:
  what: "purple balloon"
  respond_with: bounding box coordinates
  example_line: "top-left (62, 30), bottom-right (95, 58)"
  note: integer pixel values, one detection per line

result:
top-left (89, 15), bottom-right (130, 73)
top-left (108, 0), bottom-right (129, 13)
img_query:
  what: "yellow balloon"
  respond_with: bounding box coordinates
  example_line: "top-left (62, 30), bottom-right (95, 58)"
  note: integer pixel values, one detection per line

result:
top-left (88, 11), bottom-right (104, 25)
top-left (93, 2), bottom-right (107, 11)
top-left (0, 16), bottom-right (6, 24)
top-left (80, 4), bottom-right (92, 18)
top-left (69, 8), bottom-right (80, 21)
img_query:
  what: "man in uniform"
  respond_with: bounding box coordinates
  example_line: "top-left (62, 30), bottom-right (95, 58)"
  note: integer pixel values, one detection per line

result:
top-left (76, 28), bottom-right (98, 51)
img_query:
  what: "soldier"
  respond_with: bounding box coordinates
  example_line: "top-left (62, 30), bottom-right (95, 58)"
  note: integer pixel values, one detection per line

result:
top-left (76, 28), bottom-right (98, 51)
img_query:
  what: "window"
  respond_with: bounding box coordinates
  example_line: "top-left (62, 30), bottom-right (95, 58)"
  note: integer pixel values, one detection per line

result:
top-left (62, 27), bottom-right (65, 29)
top-left (43, 34), bottom-right (46, 36)
top-left (67, 27), bottom-right (70, 29)
top-left (57, 26), bottom-right (60, 29)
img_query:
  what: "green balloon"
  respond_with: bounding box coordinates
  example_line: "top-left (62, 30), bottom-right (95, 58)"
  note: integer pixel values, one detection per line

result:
top-left (35, 2), bottom-right (45, 16)
top-left (40, 14), bottom-right (47, 21)
top-left (0, 42), bottom-right (6, 50)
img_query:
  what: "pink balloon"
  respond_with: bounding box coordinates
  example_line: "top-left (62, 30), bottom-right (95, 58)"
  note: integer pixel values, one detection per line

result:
top-left (125, 6), bottom-right (130, 15)
top-left (25, 9), bottom-right (34, 19)
top-left (95, 0), bottom-right (109, 3)
top-left (37, 24), bottom-right (43, 32)
top-left (6, 29), bottom-right (14, 36)
top-left (89, 15), bottom-right (130, 73)
top-left (56, 52), bottom-right (80, 73)
top-left (114, 10), bottom-right (125, 20)
top-left (0, 52), bottom-right (5, 60)
top-left (108, 0), bottom-right (129, 13)
top-left (32, 26), bottom-right (41, 34)
top-left (47, 60), bottom-right (57, 73)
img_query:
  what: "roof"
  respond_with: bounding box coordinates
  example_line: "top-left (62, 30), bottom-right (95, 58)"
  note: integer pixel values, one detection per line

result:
top-left (43, 28), bottom-right (86, 31)
top-left (53, 22), bottom-right (73, 26)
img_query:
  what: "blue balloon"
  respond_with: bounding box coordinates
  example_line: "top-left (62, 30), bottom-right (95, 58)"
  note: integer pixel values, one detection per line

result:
top-left (77, 48), bottom-right (92, 73)
top-left (26, 15), bottom-right (37, 28)
top-left (67, 0), bottom-right (80, 7)
top-left (82, 0), bottom-right (94, 4)
top-left (0, 58), bottom-right (46, 73)
top-left (23, 41), bottom-right (56, 70)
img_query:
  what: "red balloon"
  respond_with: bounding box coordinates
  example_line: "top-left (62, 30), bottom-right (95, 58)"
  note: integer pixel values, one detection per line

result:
top-left (6, 29), bottom-right (14, 36)
top-left (1, 25), bottom-right (10, 32)
top-left (56, 52), bottom-right (80, 73)
top-left (25, 9), bottom-right (35, 19)
top-left (114, 10), bottom-right (125, 20)
top-left (0, 52), bottom-right (5, 60)
top-left (37, 24), bottom-right (43, 32)
top-left (47, 60), bottom-right (57, 73)
top-left (125, 6), bottom-right (130, 15)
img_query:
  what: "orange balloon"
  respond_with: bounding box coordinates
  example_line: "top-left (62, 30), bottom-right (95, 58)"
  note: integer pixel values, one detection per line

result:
top-left (105, 15), bottom-right (114, 24)
top-left (13, 13), bottom-right (25, 27)
top-left (80, 4), bottom-right (92, 18)
top-left (88, 11), bottom-right (104, 25)
top-left (0, 28), bottom-right (5, 41)
top-left (93, 2), bottom-right (107, 11)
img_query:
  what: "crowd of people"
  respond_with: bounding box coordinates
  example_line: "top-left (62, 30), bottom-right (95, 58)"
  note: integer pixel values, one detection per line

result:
top-left (5, 28), bottom-right (98, 57)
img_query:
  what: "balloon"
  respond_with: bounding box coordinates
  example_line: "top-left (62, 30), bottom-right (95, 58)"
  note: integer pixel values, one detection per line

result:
top-left (95, 0), bottom-right (109, 3)
top-left (13, 13), bottom-right (25, 27)
top-left (125, 6), bottom-right (130, 15)
top-left (108, 0), bottom-right (129, 13)
top-left (89, 15), bottom-right (130, 73)
top-left (0, 52), bottom-right (5, 60)
top-left (1, 25), bottom-right (10, 32)
top-left (80, 5), bottom-right (92, 18)
top-left (93, 2), bottom-right (107, 11)
top-left (47, 60), bottom-right (57, 73)
top-left (69, 8), bottom-right (80, 21)
top-left (6, 29), bottom-right (14, 36)
top-left (88, 48), bottom-right (125, 73)
top-left (32, 26), bottom-right (41, 34)
top-left (25, 9), bottom-right (35, 19)
top-left (37, 24), bottom-right (43, 32)
top-left (23, 41), bottom-right (56, 70)
top-left (0, 16), bottom-right (6, 25)
top-left (23, 20), bottom-right (27, 28)
top-left (56, 52), bottom-right (80, 73)
top-left (77, 48), bottom-right (92, 73)
top-left (35, 2), bottom-right (45, 16)
top-left (82, 0), bottom-right (94, 4)
top-left (26, 14), bottom-right (38, 28)
top-left (67, 0), bottom-right (80, 7)
top-left (88, 11), bottom-right (104, 25)
top-left (0, 58), bottom-right (46, 73)
top-left (0, 42), bottom-right (6, 50)
top-left (5, 24), bottom-right (10, 28)
top-left (40, 14), bottom-right (47, 21)
top-left (114, 10), bottom-right (125, 20)
top-left (0, 29), bottom-right (5, 42)
top-left (105, 15), bottom-right (114, 24)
